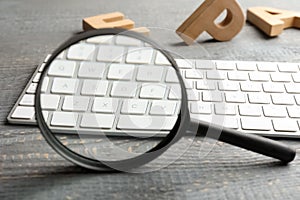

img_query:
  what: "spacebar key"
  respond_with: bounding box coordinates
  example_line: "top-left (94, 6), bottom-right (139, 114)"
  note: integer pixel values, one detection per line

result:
top-left (241, 117), bottom-right (272, 131)
top-left (117, 115), bottom-right (178, 130)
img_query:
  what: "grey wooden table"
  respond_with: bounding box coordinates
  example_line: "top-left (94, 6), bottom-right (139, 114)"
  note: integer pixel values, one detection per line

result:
top-left (1, 0), bottom-right (300, 199)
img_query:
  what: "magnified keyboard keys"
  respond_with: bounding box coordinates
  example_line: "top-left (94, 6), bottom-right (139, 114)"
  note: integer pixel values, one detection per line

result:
top-left (202, 91), bottom-right (223, 102)
top-left (51, 78), bottom-right (78, 94)
top-left (111, 82), bottom-right (138, 97)
top-left (67, 43), bottom-right (95, 60)
top-left (155, 51), bottom-right (171, 65)
top-left (48, 60), bottom-right (76, 77)
top-left (80, 114), bottom-right (115, 129)
top-left (190, 102), bottom-right (212, 114)
top-left (165, 68), bottom-right (179, 83)
top-left (241, 117), bottom-right (272, 131)
top-left (41, 77), bottom-right (49, 93)
top-left (117, 115), bottom-right (177, 130)
top-left (92, 97), bottom-right (118, 113)
top-left (81, 80), bottom-right (109, 96)
top-left (78, 62), bottom-right (106, 78)
top-left (97, 45), bottom-right (124, 62)
top-left (41, 94), bottom-right (60, 110)
top-left (150, 100), bottom-right (177, 115)
top-left (168, 85), bottom-right (182, 100)
top-left (121, 99), bottom-right (148, 114)
top-left (136, 66), bottom-right (164, 82)
top-left (126, 47), bottom-right (153, 64)
top-left (107, 64), bottom-right (135, 80)
top-left (51, 112), bottom-right (78, 127)
top-left (272, 119), bottom-right (299, 132)
top-left (175, 59), bottom-right (194, 69)
top-left (257, 62), bottom-right (277, 72)
top-left (225, 93), bottom-right (246, 103)
top-left (140, 84), bottom-right (166, 99)
top-left (86, 35), bottom-right (113, 44)
top-left (218, 81), bottom-right (239, 91)
top-left (11, 106), bottom-right (35, 119)
top-left (62, 96), bottom-right (90, 111)
top-left (206, 71), bottom-right (227, 80)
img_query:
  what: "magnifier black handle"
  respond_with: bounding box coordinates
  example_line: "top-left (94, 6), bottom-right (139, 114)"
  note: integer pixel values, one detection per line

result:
top-left (191, 119), bottom-right (296, 163)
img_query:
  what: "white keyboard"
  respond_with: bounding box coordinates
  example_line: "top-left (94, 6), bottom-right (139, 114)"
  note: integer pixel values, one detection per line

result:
top-left (7, 43), bottom-right (300, 138)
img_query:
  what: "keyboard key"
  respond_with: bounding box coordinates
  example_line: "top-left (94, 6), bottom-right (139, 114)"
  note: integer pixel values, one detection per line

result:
top-left (285, 83), bottom-right (300, 94)
top-left (78, 62), bottom-right (106, 79)
top-left (121, 99), bottom-right (148, 114)
top-left (168, 85), bottom-right (182, 100)
top-left (240, 82), bottom-right (261, 92)
top-left (140, 83), bottom-right (166, 99)
top-left (184, 80), bottom-right (194, 89)
top-left (287, 107), bottom-right (300, 118)
top-left (215, 61), bottom-right (236, 70)
top-left (92, 97), bottom-right (118, 113)
top-left (295, 95), bottom-right (300, 105)
top-left (67, 43), bottom-right (95, 60)
top-left (248, 93), bottom-right (270, 104)
top-left (62, 96), bottom-right (90, 111)
top-left (126, 47), bottom-right (153, 64)
top-left (155, 51), bottom-right (171, 65)
top-left (202, 91), bottom-right (223, 102)
top-left (80, 114), bottom-right (115, 129)
top-left (51, 112), bottom-right (78, 127)
top-left (241, 117), bottom-right (272, 131)
top-left (20, 94), bottom-right (35, 106)
top-left (86, 35), bottom-right (113, 44)
top-left (11, 106), bottom-right (35, 119)
top-left (214, 104), bottom-right (236, 115)
top-left (33, 73), bottom-right (41, 83)
top-left (107, 64), bottom-right (135, 80)
top-left (81, 80), bottom-right (109, 96)
top-left (196, 80), bottom-right (216, 90)
top-left (150, 100), bottom-right (177, 115)
top-left (195, 60), bottom-right (215, 69)
top-left (218, 81), bottom-right (239, 91)
top-left (227, 71), bottom-right (248, 81)
top-left (40, 94), bottom-right (60, 110)
top-left (26, 83), bottom-right (38, 94)
top-left (41, 77), bottom-right (49, 93)
top-left (238, 105), bottom-right (261, 116)
top-left (272, 119), bottom-right (299, 132)
top-left (115, 36), bottom-right (141, 46)
top-left (249, 72), bottom-right (269, 82)
top-left (175, 59), bottom-right (194, 69)
top-left (51, 78), bottom-right (78, 94)
top-left (190, 102), bottom-right (212, 114)
top-left (48, 60), bottom-right (76, 77)
top-left (42, 111), bottom-right (49, 121)
top-left (206, 71), bottom-right (227, 80)
top-left (111, 82), bottom-right (138, 98)
top-left (136, 66), bottom-right (164, 82)
top-left (185, 69), bottom-right (203, 79)
top-left (222, 116), bottom-right (239, 129)
top-left (292, 74), bottom-right (300, 83)
top-left (165, 68), bottom-right (180, 83)
top-left (270, 73), bottom-right (291, 82)
top-left (187, 90), bottom-right (199, 101)
top-left (117, 115), bottom-right (177, 130)
top-left (278, 63), bottom-right (299, 73)
top-left (225, 92), bottom-right (246, 103)
top-left (271, 94), bottom-right (294, 105)
top-left (97, 45), bottom-right (124, 62)
top-left (263, 105), bottom-right (287, 117)
top-left (263, 83), bottom-right (285, 93)
top-left (257, 62), bottom-right (277, 72)
top-left (236, 61), bottom-right (257, 71)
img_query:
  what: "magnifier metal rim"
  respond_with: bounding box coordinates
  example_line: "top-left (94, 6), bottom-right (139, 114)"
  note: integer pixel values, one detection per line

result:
top-left (35, 28), bottom-right (190, 171)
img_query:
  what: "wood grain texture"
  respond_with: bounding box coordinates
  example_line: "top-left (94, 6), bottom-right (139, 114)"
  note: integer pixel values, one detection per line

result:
top-left (0, 0), bottom-right (300, 199)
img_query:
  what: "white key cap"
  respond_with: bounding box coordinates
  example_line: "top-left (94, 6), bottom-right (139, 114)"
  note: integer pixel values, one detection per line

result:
top-left (215, 61), bottom-right (236, 70)
top-left (33, 73), bottom-right (41, 83)
top-left (136, 66), bottom-right (164, 82)
top-left (41, 77), bottom-right (49, 93)
top-left (39, 63), bottom-right (46, 72)
top-left (175, 59), bottom-right (194, 69)
top-left (295, 95), bottom-right (300, 105)
top-left (214, 104), bottom-right (236, 115)
top-left (140, 83), bottom-right (166, 99)
top-left (67, 43), bottom-right (95, 60)
top-left (121, 99), bottom-right (148, 114)
top-left (86, 35), bottom-right (113, 44)
top-left (11, 106), bottom-right (35, 119)
top-left (185, 70), bottom-right (203, 79)
top-left (292, 74), bottom-right (300, 83)
top-left (270, 73), bottom-right (291, 82)
top-left (272, 119), bottom-right (299, 132)
top-left (225, 92), bottom-right (246, 103)
top-left (126, 47), bottom-right (153, 64)
top-left (248, 93), bottom-right (270, 104)
top-left (51, 78), bottom-right (78, 94)
top-left (206, 71), bottom-right (227, 80)
top-left (240, 82), bottom-right (261, 92)
top-left (81, 80), bottom-right (109, 96)
top-left (287, 107), bottom-right (300, 118)
top-left (150, 100), bottom-right (177, 115)
top-left (202, 91), bottom-right (223, 102)
top-left (263, 83), bottom-right (285, 93)
top-left (115, 36), bottom-right (141, 46)
top-left (168, 85), bottom-right (182, 100)
top-left (62, 96), bottom-right (90, 111)
top-left (48, 60), bottom-right (76, 77)
top-left (222, 116), bottom-right (239, 129)
top-left (218, 81), bottom-right (239, 91)
top-left (51, 112), bottom-right (78, 127)
top-left (26, 83), bottom-right (38, 94)
top-left (271, 94), bottom-right (294, 105)
top-left (227, 71), bottom-right (248, 81)
top-left (187, 90), bottom-right (199, 101)
top-left (196, 80), bottom-right (216, 90)
top-left (285, 83), bottom-right (300, 94)
top-left (165, 68), bottom-right (180, 83)
top-left (78, 62), bottom-right (106, 78)
top-left (190, 102), bottom-right (212, 114)
top-left (236, 61), bottom-right (257, 71)
top-left (184, 79), bottom-right (194, 89)
top-left (40, 94), bottom-right (60, 110)
top-left (195, 60), bottom-right (215, 69)
top-left (238, 105), bottom-right (261, 116)
top-left (97, 45), bottom-right (124, 62)
top-left (80, 114), bottom-right (115, 129)
top-left (117, 115), bottom-right (177, 130)
top-left (278, 63), bottom-right (299, 72)
top-left (111, 82), bottom-right (138, 98)
top-left (257, 62), bottom-right (277, 72)
top-left (241, 117), bottom-right (272, 131)
top-left (107, 64), bottom-right (135, 80)
top-left (155, 51), bottom-right (171, 65)
top-left (263, 105), bottom-right (287, 117)
top-left (249, 72), bottom-right (269, 81)
top-left (92, 97), bottom-right (118, 113)
top-left (20, 94), bottom-right (35, 106)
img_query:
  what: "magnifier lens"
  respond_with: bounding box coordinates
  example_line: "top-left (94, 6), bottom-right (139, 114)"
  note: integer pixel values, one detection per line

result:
top-left (37, 31), bottom-right (185, 170)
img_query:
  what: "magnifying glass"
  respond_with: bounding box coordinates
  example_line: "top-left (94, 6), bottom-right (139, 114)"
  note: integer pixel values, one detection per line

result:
top-left (35, 28), bottom-right (296, 171)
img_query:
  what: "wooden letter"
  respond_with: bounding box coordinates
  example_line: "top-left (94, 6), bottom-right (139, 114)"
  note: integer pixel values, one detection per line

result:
top-left (247, 7), bottom-right (300, 37)
top-left (176, 0), bottom-right (245, 44)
